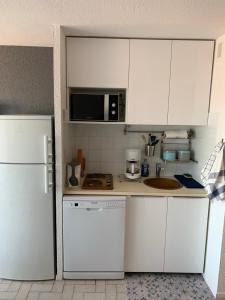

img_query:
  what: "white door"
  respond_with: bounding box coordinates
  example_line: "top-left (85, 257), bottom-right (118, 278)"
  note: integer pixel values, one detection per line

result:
top-left (0, 164), bottom-right (54, 280)
top-left (127, 39), bottom-right (171, 124)
top-left (0, 119), bottom-right (52, 163)
top-left (63, 202), bottom-right (125, 272)
top-left (125, 196), bottom-right (167, 272)
top-left (164, 197), bottom-right (209, 273)
top-left (168, 40), bottom-right (214, 125)
top-left (67, 37), bottom-right (129, 88)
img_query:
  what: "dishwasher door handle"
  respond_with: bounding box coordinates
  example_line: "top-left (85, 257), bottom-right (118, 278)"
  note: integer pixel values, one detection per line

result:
top-left (86, 208), bottom-right (103, 212)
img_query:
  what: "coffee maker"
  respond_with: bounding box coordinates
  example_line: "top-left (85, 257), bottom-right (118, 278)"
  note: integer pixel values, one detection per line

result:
top-left (125, 149), bottom-right (141, 180)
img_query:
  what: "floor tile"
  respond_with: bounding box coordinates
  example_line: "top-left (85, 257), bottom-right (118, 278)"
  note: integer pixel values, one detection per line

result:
top-left (106, 285), bottom-right (117, 294)
top-left (126, 273), bottom-right (214, 300)
top-left (27, 292), bottom-right (39, 300)
top-left (52, 281), bottom-right (64, 293)
top-left (39, 292), bottom-right (62, 300)
top-left (95, 280), bottom-right (105, 292)
top-left (15, 283), bottom-right (32, 300)
top-left (72, 293), bottom-right (83, 300)
top-left (117, 293), bottom-right (127, 300)
top-left (74, 285), bottom-right (95, 293)
top-left (62, 285), bottom-right (74, 300)
top-left (8, 281), bottom-right (21, 292)
top-left (84, 293), bottom-right (105, 300)
top-left (0, 283), bottom-right (10, 291)
top-left (0, 291), bottom-right (17, 299)
top-left (105, 294), bottom-right (116, 300)
top-left (31, 283), bottom-right (53, 292)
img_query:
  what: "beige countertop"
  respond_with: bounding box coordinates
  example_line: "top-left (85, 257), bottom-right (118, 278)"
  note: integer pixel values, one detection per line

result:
top-left (64, 176), bottom-right (207, 198)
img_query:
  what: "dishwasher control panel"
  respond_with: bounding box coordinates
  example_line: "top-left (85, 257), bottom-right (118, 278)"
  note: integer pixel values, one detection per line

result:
top-left (63, 200), bottom-right (126, 209)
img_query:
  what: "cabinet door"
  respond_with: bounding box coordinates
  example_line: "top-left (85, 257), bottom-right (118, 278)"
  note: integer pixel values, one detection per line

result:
top-left (67, 37), bottom-right (129, 88)
top-left (164, 197), bottom-right (209, 273)
top-left (127, 40), bottom-right (171, 124)
top-left (168, 41), bottom-right (214, 125)
top-left (125, 196), bottom-right (167, 272)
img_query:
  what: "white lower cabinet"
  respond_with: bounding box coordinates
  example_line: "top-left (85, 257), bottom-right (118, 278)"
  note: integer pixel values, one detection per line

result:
top-left (125, 196), bottom-right (167, 272)
top-left (164, 197), bottom-right (209, 273)
top-left (125, 196), bottom-right (209, 273)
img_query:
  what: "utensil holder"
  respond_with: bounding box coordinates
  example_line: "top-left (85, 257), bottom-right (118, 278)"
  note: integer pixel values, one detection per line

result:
top-left (145, 144), bottom-right (155, 157)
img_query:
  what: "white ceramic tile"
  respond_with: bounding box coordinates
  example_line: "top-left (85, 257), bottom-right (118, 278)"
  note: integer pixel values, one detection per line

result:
top-left (86, 162), bottom-right (101, 173)
top-left (89, 137), bottom-right (103, 150)
top-left (88, 150), bottom-right (102, 162)
top-left (66, 124), bottom-right (206, 177)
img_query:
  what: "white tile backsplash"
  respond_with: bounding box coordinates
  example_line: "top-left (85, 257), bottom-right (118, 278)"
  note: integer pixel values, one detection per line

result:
top-left (65, 124), bottom-right (207, 177)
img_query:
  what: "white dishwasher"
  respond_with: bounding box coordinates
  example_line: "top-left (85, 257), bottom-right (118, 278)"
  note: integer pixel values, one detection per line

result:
top-left (63, 196), bottom-right (126, 279)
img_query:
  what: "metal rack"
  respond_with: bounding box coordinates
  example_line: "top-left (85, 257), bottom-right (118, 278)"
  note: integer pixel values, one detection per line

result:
top-left (123, 125), bottom-right (197, 163)
top-left (161, 132), bottom-right (198, 163)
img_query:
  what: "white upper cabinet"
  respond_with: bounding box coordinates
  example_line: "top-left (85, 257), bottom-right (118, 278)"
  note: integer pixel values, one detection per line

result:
top-left (67, 37), bottom-right (129, 88)
top-left (168, 40), bottom-right (214, 125)
top-left (127, 40), bottom-right (172, 124)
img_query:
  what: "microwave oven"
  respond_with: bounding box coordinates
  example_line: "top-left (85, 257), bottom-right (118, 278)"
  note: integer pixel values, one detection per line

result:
top-left (69, 89), bottom-right (126, 122)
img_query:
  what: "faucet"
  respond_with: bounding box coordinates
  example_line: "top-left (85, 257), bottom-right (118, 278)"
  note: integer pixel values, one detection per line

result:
top-left (156, 162), bottom-right (164, 177)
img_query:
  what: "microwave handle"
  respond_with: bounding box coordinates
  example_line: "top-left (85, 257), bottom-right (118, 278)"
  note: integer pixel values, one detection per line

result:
top-left (104, 94), bottom-right (109, 121)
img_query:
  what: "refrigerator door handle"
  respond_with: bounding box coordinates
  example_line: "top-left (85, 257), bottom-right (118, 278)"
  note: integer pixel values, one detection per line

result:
top-left (43, 136), bottom-right (53, 164)
top-left (44, 165), bottom-right (53, 194)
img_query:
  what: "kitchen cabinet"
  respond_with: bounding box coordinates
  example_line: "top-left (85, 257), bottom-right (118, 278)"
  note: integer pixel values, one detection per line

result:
top-left (168, 40), bottom-right (214, 125)
top-left (127, 40), bottom-right (171, 124)
top-left (125, 196), bottom-right (209, 273)
top-left (125, 196), bottom-right (167, 272)
top-left (164, 197), bottom-right (209, 273)
top-left (67, 37), bottom-right (129, 88)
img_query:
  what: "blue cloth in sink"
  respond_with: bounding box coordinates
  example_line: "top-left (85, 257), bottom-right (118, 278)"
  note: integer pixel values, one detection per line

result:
top-left (174, 175), bottom-right (204, 189)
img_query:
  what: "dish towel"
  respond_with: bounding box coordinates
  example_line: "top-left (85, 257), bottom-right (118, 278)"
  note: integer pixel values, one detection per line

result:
top-left (201, 140), bottom-right (225, 200)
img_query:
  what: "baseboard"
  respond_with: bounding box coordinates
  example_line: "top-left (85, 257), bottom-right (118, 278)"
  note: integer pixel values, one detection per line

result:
top-left (216, 292), bottom-right (225, 299)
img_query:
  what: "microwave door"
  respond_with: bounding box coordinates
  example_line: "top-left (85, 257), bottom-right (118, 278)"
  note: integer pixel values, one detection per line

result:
top-left (70, 94), bottom-right (105, 121)
top-left (104, 94), bottom-right (109, 121)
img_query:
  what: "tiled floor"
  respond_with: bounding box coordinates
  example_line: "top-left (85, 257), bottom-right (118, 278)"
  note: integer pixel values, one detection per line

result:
top-left (0, 278), bottom-right (126, 300)
top-left (0, 274), bottom-right (215, 300)
top-left (127, 273), bottom-right (215, 300)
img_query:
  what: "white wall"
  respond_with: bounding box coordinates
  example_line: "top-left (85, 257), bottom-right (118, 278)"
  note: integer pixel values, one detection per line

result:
top-left (199, 33), bottom-right (225, 298)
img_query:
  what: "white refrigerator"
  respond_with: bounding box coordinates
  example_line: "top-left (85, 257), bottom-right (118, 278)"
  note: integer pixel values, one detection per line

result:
top-left (0, 115), bottom-right (55, 280)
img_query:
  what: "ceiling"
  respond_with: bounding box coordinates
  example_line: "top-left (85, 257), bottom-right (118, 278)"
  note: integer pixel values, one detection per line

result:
top-left (1, 0), bottom-right (225, 46)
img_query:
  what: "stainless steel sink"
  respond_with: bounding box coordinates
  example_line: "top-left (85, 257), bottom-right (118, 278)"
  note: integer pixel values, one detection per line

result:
top-left (144, 177), bottom-right (183, 190)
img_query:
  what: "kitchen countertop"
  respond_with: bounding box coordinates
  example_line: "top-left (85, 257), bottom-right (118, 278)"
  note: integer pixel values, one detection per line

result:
top-left (64, 176), bottom-right (207, 198)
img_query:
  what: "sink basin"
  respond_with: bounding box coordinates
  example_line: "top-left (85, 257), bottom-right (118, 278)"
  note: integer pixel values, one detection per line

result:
top-left (144, 177), bottom-right (183, 190)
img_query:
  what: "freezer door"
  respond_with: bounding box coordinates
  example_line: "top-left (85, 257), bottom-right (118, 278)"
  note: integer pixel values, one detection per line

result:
top-left (0, 119), bottom-right (53, 163)
top-left (0, 164), bottom-right (54, 280)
